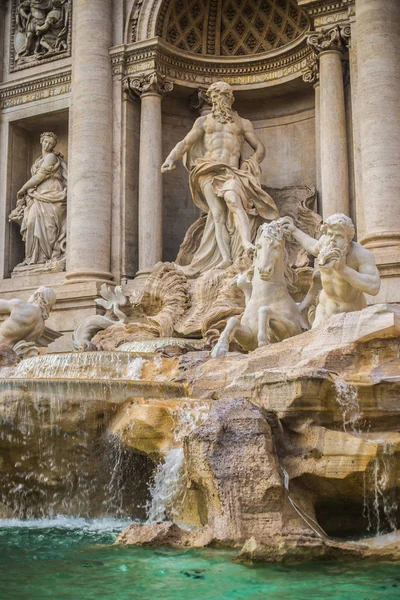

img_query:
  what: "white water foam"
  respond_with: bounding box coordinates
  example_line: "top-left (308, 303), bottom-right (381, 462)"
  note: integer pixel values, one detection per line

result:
top-left (0, 516), bottom-right (132, 531)
top-left (147, 401), bottom-right (209, 523)
top-left (334, 377), bottom-right (363, 434)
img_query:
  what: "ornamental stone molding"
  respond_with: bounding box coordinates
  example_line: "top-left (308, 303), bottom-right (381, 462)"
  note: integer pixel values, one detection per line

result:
top-left (0, 71), bottom-right (71, 109)
top-left (298, 0), bottom-right (354, 28)
top-left (115, 36), bottom-right (314, 92)
top-left (10, 0), bottom-right (72, 72)
top-left (307, 25), bottom-right (350, 57)
top-left (124, 71), bottom-right (174, 100)
top-left (301, 52), bottom-right (319, 85)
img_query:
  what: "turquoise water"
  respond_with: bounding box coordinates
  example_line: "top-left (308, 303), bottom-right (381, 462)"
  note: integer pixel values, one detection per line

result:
top-left (0, 518), bottom-right (400, 600)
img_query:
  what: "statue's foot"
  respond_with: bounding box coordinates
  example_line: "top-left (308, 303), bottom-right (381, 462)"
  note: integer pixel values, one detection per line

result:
top-left (211, 340), bottom-right (229, 358)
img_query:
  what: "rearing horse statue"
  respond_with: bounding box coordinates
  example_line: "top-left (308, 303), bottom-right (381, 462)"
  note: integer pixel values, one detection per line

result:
top-left (211, 218), bottom-right (316, 357)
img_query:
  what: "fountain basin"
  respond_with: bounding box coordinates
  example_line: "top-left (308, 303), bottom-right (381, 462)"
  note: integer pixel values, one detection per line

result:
top-left (1, 352), bottom-right (179, 381)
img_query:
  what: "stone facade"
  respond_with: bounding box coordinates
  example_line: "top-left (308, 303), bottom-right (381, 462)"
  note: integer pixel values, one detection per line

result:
top-left (0, 0), bottom-right (399, 336)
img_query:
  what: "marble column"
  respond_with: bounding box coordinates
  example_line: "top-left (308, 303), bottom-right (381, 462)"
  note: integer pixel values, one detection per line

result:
top-left (0, 0), bottom-right (7, 83)
top-left (302, 55), bottom-right (321, 209)
top-left (66, 0), bottom-right (113, 283)
top-left (128, 72), bottom-right (173, 281)
top-left (308, 26), bottom-right (350, 219)
top-left (356, 0), bottom-right (400, 301)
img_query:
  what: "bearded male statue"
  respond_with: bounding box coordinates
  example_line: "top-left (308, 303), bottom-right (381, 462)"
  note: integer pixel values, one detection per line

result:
top-left (0, 286), bottom-right (57, 355)
top-left (161, 81), bottom-right (279, 277)
top-left (282, 213), bottom-right (381, 328)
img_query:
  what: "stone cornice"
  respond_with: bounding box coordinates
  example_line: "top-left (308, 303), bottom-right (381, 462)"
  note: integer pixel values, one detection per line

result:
top-left (0, 71), bottom-right (71, 109)
top-left (118, 34), bottom-right (314, 90)
top-left (298, 0), bottom-right (354, 29)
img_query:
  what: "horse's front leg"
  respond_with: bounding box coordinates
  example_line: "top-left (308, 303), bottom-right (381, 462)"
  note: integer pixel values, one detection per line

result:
top-left (269, 314), bottom-right (302, 342)
top-left (258, 306), bottom-right (272, 347)
top-left (211, 317), bottom-right (241, 358)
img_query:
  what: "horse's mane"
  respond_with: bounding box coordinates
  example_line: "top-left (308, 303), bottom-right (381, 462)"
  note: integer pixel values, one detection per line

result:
top-left (247, 221), bottom-right (298, 295)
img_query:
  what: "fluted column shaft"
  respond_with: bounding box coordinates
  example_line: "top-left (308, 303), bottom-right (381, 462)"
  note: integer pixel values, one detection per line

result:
top-left (126, 72), bottom-right (173, 279)
top-left (319, 49), bottom-right (349, 218)
top-left (138, 91), bottom-right (163, 272)
top-left (66, 0), bottom-right (113, 282)
top-left (308, 26), bottom-right (350, 219)
top-left (356, 0), bottom-right (400, 256)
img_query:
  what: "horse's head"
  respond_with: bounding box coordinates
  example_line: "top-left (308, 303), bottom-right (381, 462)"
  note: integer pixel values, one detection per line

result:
top-left (254, 220), bottom-right (290, 281)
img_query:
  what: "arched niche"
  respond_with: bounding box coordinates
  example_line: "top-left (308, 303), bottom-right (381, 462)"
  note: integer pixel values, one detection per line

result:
top-left (125, 0), bottom-right (312, 91)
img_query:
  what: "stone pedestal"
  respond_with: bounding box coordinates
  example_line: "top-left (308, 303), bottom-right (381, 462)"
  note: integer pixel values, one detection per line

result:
top-left (308, 26), bottom-right (350, 219)
top-left (65, 0), bottom-right (113, 283)
top-left (356, 0), bottom-right (400, 302)
top-left (127, 72), bottom-right (173, 285)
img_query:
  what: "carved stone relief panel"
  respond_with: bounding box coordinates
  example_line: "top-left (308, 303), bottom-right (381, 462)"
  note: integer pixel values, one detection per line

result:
top-left (10, 0), bottom-right (71, 71)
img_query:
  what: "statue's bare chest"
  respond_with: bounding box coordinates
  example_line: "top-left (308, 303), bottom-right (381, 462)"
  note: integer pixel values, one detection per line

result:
top-left (203, 117), bottom-right (243, 137)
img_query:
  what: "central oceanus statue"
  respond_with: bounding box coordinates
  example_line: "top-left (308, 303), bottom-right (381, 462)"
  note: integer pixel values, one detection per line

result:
top-left (211, 219), bottom-right (319, 357)
top-left (161, 81), bottom-right (279, 277)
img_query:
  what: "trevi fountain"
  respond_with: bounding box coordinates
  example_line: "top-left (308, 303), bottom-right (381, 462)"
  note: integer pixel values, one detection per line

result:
top-left (0, 1), bottom-right (400, 599)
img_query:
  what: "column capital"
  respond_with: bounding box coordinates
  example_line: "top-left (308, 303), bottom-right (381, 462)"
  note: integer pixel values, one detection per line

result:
top-left (307, 25), bottom-right (350, 58)
top-left (124, 71), bottom-right (173, 100)
top-left (302, 53), bottom-right (319, 85)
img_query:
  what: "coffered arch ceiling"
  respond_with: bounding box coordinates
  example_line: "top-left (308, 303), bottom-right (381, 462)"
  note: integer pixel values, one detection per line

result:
top-left (125, 0), bottom-right (312, 91)
top-left (156, 0), bottom-right (309, 56)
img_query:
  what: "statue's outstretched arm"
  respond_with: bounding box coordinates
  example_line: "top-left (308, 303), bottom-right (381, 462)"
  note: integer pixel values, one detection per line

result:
top-left (243, 119), bottom-right (265, 164)
top-left (280, 217), bottom-right (320, 257)
top-left (161, 117), bottom-right (205, 172)
top-left (0, 299), bottom-right (18, 314)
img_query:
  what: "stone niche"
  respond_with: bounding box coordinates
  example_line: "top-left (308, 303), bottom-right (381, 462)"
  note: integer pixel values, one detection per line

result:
top-left (161, 79), bottom-right (316, 263)
top-left (5, 109), bottom-right (68, 278)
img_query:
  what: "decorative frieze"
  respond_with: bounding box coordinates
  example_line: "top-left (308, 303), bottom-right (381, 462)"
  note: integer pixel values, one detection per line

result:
top-left (121, 36), bottom-right (313, 90)
top-left (0, 71), bottom-right (71, 109)
top-left (10, 0), bottom-right (72, 72)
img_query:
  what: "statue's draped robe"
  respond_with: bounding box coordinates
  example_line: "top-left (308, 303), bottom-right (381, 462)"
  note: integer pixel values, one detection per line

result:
top-left (21, 153), bottom-right (67, 265)
top-left (181, 143), bottom-right (279, 276)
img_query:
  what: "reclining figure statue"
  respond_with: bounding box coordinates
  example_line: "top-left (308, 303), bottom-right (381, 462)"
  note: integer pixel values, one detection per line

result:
top-left (0, 286), bottom-right (57, 356)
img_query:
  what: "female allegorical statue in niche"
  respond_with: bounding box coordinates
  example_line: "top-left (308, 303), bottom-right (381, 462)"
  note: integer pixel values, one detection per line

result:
top-left (9, 131), bottom-right (67, 273)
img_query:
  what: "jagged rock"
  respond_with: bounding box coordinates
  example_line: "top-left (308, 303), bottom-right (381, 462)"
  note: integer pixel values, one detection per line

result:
top-left (235, 535), bottom-right (364, 564)
top-left (116, 522), bottom-right (214, 547)
top-left (0, 344), bottom-right (20, 366)
top-left (181, 305), bottom-right (400, 538)
top-left (183, 398), bottom-right (312, 544)
top-left (236, 532), bottom-right (400, 564)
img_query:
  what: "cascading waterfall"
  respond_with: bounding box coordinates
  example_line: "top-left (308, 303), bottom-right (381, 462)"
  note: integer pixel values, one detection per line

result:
top-left (0, 350), bottom-right (186, 520)
top-left (334, 377), bottom-right (363, 434)
top-left (334, 377), bottom-right (398, 536)
top-left (147, 401), bottom-right (209, 523)
top-left (363, 443), bottom-right (398, 535)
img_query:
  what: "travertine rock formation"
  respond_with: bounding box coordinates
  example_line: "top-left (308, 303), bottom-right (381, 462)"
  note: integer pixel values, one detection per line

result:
top-left (182, 304), bottom-right (400, 538)
top-left (184, 398), bottom-right (312, 543)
